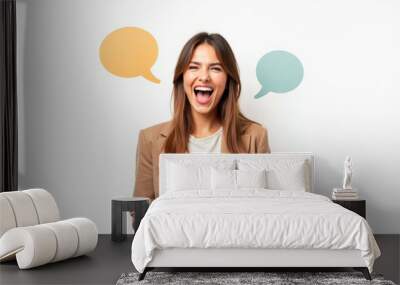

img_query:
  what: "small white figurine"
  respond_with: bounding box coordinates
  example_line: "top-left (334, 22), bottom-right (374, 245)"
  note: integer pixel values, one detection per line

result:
top-left (342, 156), bottom-right (353, 190)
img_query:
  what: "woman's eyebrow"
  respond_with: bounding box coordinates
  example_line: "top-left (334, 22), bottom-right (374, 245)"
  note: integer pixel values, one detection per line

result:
top-left (189, 61), bottom-right (222, 66)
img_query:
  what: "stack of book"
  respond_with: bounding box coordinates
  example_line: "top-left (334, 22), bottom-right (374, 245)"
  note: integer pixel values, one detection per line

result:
top-left (332, 188), bottom-right (359, 200)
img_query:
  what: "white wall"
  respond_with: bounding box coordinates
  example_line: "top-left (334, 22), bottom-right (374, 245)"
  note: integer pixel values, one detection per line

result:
top-left (16, 0), bottom-right (400, 233)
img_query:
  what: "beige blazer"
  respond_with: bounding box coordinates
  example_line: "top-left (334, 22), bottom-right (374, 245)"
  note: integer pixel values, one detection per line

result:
top-left (133, 120), bottom-right (271, 199)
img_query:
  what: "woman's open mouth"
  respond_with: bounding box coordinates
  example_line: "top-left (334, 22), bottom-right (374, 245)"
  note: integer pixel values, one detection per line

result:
top-left (194, 86), bottom-right (214, 105)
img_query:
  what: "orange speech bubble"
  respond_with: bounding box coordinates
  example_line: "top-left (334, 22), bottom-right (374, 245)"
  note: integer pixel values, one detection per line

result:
top-left (99, 27), bottom-right (160, 83)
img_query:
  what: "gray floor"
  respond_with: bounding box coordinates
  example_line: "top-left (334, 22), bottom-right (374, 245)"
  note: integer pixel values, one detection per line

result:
top-left (0, 235), bottom-right (134, 285)
top-left (0, 234), bottom-right (398, 285)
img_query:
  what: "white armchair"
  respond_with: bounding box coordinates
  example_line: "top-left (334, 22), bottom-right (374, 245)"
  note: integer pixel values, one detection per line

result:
top-left (0, 188), bottom-right (98, 269)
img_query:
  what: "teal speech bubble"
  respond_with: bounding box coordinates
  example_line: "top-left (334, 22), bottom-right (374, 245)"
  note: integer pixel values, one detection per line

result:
top-left (254, 50), bottom-right (304, 98)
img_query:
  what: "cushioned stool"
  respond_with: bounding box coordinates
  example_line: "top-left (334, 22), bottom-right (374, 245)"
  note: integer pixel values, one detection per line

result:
top-left (0, 189), bottom-right (98, 269)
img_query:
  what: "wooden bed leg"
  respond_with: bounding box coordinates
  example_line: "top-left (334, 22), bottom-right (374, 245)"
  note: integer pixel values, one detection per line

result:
top-left (138, 268), bottom-right (148, 281)
top-left (354, 267), bottom-right (372, 280)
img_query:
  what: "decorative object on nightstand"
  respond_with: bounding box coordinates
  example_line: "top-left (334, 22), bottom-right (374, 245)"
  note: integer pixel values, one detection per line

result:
top-left (332, 199), bottom-right (366, 219)
top-left (111, 197), bottom-right (149, 242)
top-left (342, 156), bottom-right (353, 190)
top-left (332, 156), bottom-right (359, 200)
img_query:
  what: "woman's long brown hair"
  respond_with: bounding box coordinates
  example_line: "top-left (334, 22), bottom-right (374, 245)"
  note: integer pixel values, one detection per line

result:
top-left (164, 32), bottom-right (260, 153)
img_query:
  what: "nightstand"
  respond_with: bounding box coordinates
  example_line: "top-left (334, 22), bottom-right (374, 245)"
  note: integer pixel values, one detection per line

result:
top-left (111, 197), bottom-right (150, 241)
top-left (332, 199), bottom-right (366, 219)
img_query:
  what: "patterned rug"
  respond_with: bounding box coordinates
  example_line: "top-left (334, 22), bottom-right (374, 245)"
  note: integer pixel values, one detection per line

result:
top-left (116, 271), bottom-right (396, 285)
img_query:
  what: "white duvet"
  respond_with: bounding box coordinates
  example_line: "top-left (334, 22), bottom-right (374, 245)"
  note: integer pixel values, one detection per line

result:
top-left (131, 190), bottom-right (380, 273)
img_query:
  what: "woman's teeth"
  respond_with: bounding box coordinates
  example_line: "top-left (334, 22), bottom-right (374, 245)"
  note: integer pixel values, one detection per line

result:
top-left (194, 86), bottom-right (214, 96)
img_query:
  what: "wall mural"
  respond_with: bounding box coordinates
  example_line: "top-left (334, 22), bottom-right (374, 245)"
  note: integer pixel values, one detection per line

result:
top-left (99, 27), bottom-right (160, 83)
top-left (255, 50), bottom-right (304, 98)
top-left (99, 28), bottom-right (304, 95)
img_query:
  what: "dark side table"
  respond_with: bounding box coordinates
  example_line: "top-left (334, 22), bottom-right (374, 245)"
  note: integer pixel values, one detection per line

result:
top-left (111, 197), bottom-right (150, 242)
top-left (332, 199), bottom-right (366, 219)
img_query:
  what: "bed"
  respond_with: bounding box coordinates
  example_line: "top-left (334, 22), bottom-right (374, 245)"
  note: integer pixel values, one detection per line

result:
top-left (131, 153), bottom-right (381, 280)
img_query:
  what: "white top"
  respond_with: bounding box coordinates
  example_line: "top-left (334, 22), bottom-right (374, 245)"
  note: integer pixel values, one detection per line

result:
top-left (188, 127), bottom-right (222, 153)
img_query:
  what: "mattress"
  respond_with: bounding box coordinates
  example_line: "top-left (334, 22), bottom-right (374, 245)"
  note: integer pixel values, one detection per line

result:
top-left (131, 190), bottom-right (380, 273)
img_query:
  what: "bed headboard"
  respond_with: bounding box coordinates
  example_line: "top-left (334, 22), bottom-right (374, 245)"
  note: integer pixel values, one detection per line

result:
top-left (159, 153), bottom-right (314, 196)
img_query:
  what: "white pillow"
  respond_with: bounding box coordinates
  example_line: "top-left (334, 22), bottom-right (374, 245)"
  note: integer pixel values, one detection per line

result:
top-left (211, 168), bottom-right (268, 190)
top-left (237, 169), bottom-right (267, 188)
top-left (211, 168), bottom-right (236, 190)
top-left (267, 164), bottom-right (306, 191)
top-left (166, 159), bottom-right (235, 192)
top-left (238, 159), bottom-right (309, 191)
top-left (167, 163), bottom-right (210, 191)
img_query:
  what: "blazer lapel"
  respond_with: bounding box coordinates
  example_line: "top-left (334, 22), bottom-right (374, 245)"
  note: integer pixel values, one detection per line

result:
top-left (242, 134), bottom-right (251, 153)
top-left (221, 133), bottom-right (251, 153)
top-left (155, 122), bottom-right (172, 154)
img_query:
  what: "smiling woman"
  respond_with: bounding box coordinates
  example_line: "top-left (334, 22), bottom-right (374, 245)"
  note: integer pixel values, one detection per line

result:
top-left (132, 32), bottom-right (271, 201)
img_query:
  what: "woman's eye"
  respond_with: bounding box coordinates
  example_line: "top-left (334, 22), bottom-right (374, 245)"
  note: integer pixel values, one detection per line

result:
top-left (211, 67), bottom-right (222, 71)
top-left (188, 66), bottom-right (198, 70)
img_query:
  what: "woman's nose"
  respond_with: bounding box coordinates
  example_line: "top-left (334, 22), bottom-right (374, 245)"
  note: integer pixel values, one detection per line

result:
top-left (199, 69), bottom-right (210, 82)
